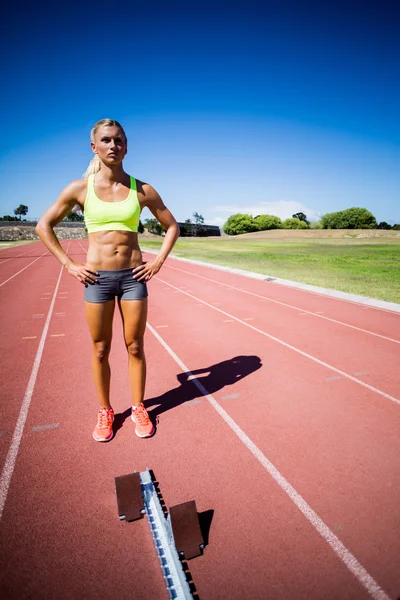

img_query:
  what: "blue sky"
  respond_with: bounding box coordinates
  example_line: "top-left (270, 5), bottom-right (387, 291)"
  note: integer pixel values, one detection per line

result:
top-left (1, 0), bottom-right (399, 225)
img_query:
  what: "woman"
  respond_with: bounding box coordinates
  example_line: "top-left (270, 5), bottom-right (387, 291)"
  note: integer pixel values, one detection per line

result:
top-left (36, 118), bottom-right (180, 442)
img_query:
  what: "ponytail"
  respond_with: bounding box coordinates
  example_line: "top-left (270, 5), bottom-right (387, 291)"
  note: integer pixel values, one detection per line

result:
top-left (82, 154), bottom-right (101, 180)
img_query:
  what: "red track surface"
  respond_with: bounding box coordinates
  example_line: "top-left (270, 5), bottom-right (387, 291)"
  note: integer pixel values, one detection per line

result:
top-left (1, 240), bottom-right (399, 599)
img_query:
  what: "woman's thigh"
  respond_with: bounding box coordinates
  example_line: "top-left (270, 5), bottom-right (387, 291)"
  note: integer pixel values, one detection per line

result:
top-left (118, 299), bottom-right (148, 345)
top-left (85, 300), bottom-right (115, 343)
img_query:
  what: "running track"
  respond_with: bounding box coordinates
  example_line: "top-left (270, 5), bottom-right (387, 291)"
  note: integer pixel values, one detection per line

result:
top-left (0, 240), bottom-right (399, 599)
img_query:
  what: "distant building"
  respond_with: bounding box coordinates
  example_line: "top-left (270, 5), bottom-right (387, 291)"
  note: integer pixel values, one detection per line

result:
top-left (177, 222), bottom-right (221, 237)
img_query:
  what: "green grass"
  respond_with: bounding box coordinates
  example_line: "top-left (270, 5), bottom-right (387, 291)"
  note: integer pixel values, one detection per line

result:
top-left (140, 237), bottom-right (400, 303)
top-left (0, 240), bottom-right (36, 249)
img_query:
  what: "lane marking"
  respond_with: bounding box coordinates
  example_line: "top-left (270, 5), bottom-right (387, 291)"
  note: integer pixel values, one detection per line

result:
top-left (155, 325), bottom-right (168, 328)
top-left (148, 323), bottom-right (390, 600)
top-left (326, 376), bottom-right (342, 381)
top-left (221, 393), bottom-right (240, 400)
top-left (55, 313), bottom-right (66, 316)
top-left (163, 265), bottom-right (400, 344)
top-left (32, 423), bottom-right (60, 432)
top-left (0, 251), bottom-right (48, 287)
top-left (0, 248), bottom-right (67, 521)
top-left (0, 248), bottom-right (36, 264)
top-left (354, 371), bottom-right (369, 376)
top-left (22, 336), bottom-right (37, 340)
top-left (50, 333), bottom-right (65, 337)
top-left (182, 399), bottom-right (202, 407)
top-left (243, 317), bottom-right (254, 321)
top-left (156, 278), bottom-right (400, 407)
top-left (224, 319), bottom-right (234, 322)
top-left (154, 255), bottom-right (400, 315)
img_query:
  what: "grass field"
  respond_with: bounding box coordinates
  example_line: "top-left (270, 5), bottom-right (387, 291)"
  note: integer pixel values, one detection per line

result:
top-left (0, 241), bottom-right (36, 249)
top-left (140, 236), bottom-right (400, 304)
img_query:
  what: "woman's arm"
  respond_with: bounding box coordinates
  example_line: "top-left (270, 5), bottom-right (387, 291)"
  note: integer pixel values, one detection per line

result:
top-left (36, 181), bottom-right (98, 285)
top-left (133, 184), bottom-right (180, 282)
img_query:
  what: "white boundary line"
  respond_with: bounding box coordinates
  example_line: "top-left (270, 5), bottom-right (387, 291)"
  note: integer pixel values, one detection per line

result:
top-left (0, 250), bottom-right (49, 287)
top-left (0, 250), bottom-right (67, 520)
top-left (0, 248), bottom-right (36, 265)
top-left (155, 277), bottom-right (400, 407)
top-left (163, 264), bottom-right (400, 345)
top-left (143, 250), bottom-right (400, 314)
top-left (147, 323), bottom-right (390, 600)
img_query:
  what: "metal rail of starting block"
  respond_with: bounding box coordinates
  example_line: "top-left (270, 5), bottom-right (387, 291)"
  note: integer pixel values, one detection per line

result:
top-left (116, 469), bottom-right (200, 600)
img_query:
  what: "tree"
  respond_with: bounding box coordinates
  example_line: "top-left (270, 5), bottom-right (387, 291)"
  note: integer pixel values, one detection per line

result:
top-left (377, 221), bottom-right (391, 230)
top-left (138, 219), bottom-right (144, 233)
top-left (193, 212), bottom-right (204, 224)
top-left (292, 212), bottom-right (309, 224)
top-left (392, 224), bottom-right (400, 231)
top-left (253, 214), bottom-right (282, 231)
top-left (192, 212), bottom-right (205, 237)
top-left (14, 204), bottom-right (28, 220)
top-left (144, 218), bottom-right (163, 235)
top-left (223, 213), bottom-right (257, 235)
top-left (321, 207), bottom-right (376, 229)
top-left (0, 215), bottom-right (19, 221)
top-left (64, 210), bottom-right (84, 222)
top-left (282, 217), bottom-right (309, 229)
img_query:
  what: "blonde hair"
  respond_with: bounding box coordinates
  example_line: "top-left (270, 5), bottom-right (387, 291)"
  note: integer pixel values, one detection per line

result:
top-left (82, 118), bottom-right (127, 179)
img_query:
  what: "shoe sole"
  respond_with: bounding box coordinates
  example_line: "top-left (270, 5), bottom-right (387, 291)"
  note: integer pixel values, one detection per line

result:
top-left (92, 430), bottom-right (114, 442)
top-left (131, 414), bottom-right (155, 438)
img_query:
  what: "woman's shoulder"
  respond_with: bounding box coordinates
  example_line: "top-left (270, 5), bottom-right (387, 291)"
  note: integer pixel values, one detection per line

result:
top-left (61, 178), bottom-right (89, 202)
top-left (134, 177), bottom-right (158, 199)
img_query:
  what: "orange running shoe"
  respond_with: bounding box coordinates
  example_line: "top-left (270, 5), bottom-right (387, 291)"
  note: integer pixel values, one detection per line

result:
top-left (93, 408), bottom-right (114, 442)
top-left (131, 404), bottom-right (154, 438)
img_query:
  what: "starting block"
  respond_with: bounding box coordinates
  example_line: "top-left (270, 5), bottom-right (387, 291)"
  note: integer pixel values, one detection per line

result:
top-left (115, 469), bottom-right (205, 599)
top-left (115, 472), bottom-right (145, 522)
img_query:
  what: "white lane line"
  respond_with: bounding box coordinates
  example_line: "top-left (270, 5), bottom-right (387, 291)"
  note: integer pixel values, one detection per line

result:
top-left (0, 246), bottom-right (68, 521)
top-left (0, 251), bottom-right (48, 287)
top-left (163, 265), bottom-right (400, 344)
top-left (148, 323), bottom-right (390, 600)
top-left (0, 248), bottom-right (35, 264)
top-left (32, 423), bottom-right (60, 432)
top-left (156, 277), bottom-right (400, 407)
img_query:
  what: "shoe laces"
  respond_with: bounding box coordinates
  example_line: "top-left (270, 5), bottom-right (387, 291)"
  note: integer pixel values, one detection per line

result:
top-left (133, 405), bottom-right (149, 425)
top-left (98, 409), bottom-right (113, 429)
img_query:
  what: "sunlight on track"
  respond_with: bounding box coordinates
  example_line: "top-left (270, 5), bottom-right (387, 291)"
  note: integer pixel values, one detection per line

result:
top-left (164, 264), bottom-right (400, 345)
top-left (148, 322), bottom-right (391, 600)
top-left (156, 277), bottom-right (400, 407)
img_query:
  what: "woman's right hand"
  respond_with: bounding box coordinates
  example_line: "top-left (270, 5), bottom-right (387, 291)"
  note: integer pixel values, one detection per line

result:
top-left (65, 262), bottom-right (99, 285)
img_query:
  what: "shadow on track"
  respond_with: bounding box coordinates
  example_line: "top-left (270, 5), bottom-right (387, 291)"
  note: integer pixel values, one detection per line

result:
top-left (146, 354), bottom-right (262, 420)
top-left (113, 355), bottom-right (262, 435)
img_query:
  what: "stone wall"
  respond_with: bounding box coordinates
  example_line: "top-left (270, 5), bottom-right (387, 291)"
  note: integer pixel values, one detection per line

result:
top-left (0, 226), bottom-right (88, 241)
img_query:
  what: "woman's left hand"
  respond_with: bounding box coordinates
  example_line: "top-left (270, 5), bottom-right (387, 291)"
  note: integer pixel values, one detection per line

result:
top-left (132, 261), bottom-right (161, 282)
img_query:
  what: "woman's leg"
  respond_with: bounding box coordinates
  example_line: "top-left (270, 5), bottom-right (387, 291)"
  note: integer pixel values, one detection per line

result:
top-left (118, 298), bottom-right (148, 406)
top-left (84, 300), bottom-right (115, 409)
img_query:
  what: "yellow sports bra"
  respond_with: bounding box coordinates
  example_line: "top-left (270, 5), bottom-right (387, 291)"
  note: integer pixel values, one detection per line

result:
top-left (84, 174), bottom-right (140, 233)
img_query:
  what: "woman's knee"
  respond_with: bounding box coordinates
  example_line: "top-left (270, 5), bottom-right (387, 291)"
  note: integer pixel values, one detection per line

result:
top-left (126, 338), bottom-right (144, 359)
top-left (93, 340), bottom-right (111, 363)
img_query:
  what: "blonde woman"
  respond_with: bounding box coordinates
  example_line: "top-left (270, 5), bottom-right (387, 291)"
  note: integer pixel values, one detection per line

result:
top-left (36, 119), bottom-right (180, 442)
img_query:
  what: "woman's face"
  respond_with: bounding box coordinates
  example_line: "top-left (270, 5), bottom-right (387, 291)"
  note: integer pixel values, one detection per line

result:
top-left (91, 125), bottom-right (127, 165)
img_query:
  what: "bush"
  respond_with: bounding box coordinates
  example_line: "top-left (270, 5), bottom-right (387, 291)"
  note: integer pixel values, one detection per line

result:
top-left (392, 224), bottom-right (400, 231)
top-left (321, 207), bottom-right (376, 229)
top-left (223, 213), bottom-right (257, 235)
top-left (282, 217), bottom-right (309, 229)
top-left (253, 214), bottom-right (282, 231)
top-left (309, 220), bottom-right (323, 229)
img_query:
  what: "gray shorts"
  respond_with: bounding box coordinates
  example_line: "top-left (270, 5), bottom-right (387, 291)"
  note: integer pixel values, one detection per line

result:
top-left (84, 268), bottom-right (148, 303)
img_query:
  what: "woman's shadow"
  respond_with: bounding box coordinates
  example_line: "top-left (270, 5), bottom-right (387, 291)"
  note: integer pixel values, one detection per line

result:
top-left (114, 355), bottom-right (262, 433)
